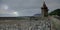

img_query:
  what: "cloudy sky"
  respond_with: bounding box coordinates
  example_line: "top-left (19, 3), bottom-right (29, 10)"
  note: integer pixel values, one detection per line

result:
top-left (0, 0), bottom-right (60, 17)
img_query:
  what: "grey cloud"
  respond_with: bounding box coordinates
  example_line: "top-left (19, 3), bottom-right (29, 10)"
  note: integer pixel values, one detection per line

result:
top-left (3, 0), bottom-right (41, 9)
top-left (18, 8), bottom-right (40, 16)
top-left (0, 0), bottom-right (60, 16)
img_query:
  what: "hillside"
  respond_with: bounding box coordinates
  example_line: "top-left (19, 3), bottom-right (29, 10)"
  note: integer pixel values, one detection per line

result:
top-left (49, 9), bottom-right (60, 16)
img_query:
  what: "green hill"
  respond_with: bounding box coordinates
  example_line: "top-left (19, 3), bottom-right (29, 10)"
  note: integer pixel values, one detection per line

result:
top-left (49, 9), bottom-right (60, 16)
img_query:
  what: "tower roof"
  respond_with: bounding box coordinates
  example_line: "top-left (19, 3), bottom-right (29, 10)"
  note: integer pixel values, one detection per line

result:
top-left (41, 1), bottom-right (48, 9)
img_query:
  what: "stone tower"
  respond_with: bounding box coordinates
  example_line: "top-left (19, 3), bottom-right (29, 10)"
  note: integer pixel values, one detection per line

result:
top-left (41, 1), bottom-right (48, 18)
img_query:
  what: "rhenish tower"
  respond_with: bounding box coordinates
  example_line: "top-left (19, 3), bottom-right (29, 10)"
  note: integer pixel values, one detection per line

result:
top-left (41, 1), bottom-right (48, 18)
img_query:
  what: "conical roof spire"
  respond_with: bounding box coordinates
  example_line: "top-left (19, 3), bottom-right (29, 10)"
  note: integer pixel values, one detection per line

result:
top-left (43, 1), bottom-right (47, 7)
top-left (41, 0), bottom-right (48, 9)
